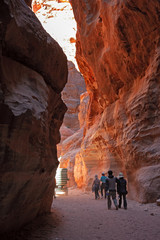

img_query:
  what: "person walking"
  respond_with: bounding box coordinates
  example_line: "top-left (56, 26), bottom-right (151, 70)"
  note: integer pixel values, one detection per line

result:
top-left (117, 172), bottom-right (128, 209)
top-left (100, 172), bottom-right (107, 199)
top-left (106, 170), bottom-right (118, 210)
top-left (92, 175), bottom-right (100, 200)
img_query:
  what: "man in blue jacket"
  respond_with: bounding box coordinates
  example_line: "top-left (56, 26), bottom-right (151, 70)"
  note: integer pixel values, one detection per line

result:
top-left (100, 172), bottom-right (107, 199)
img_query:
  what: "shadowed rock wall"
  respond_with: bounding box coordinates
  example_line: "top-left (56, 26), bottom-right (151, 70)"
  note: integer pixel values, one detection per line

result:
top-left (70, 0), bottom-right (160, 202)
top-left (61, 61), bottom-right (86, 132)
top-left (0, 0), bottom-right (67, 233)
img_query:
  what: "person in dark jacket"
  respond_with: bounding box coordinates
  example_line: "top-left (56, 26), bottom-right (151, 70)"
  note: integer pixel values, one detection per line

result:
top-left (117, 172), bottom-right (128, 209)
top-left (106, 170), bottom-right (118, 210)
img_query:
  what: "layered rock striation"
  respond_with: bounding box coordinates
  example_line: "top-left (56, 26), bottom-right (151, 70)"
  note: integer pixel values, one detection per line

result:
top-left (59, 91), bottom-right (89, 187)
top-left (70, 0), bottom-right (160, 202)
top-left (61, 61), bottom-right (86, 132)
top-left (57, 63), bottom-right (86, 187)
top-left (0, 0), bottom-right (67, 233)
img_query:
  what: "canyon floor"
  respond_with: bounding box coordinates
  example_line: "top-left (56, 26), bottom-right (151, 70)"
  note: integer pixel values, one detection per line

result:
top-left (3, 188), bottom-right (160, 240)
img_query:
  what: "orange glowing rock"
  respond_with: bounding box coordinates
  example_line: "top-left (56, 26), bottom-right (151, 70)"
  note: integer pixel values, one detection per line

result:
top-left (58, 0), bottom-right (69, 2)
top-left (32, 4), bottom-right (41, 12)
top-left (32, 0), bottom-right (42, 13)
top-left (70, 0), bottom-right (160, 203)
top-left (70, 37), bottom-right (76, 43)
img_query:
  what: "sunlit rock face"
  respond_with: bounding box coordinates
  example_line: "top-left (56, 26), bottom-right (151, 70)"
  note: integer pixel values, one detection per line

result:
top-left (58, 0), bottom-right (69, 2)
top-left (60, 92), bottom-right (89, 187)
top-left (32, 0), bottom-right (42, 12)
top-left (0, 0), bottom-right (67, 233)
top-left (32, 0), bottom-right (69, 13)
top-left (57, 62), bottom-right (86, 186)
top-left (70, 0), bottom-right (160, 202)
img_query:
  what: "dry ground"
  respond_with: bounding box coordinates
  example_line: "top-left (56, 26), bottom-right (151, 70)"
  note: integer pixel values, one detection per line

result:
top-left (2, 188), bottom-right (160, 240)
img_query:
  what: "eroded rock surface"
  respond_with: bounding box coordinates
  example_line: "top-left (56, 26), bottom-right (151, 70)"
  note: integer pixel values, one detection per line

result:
top-left (59, 91), bottom-right (89, 187)
top-left (58, 56), bottom-right (86, 187)
top-left (0, 0), bottom-right (67, 233)
top-left (57, 62), bottom-right (86, 186)
top-left (61, 61), bottom-right (86, 132)
top-left (70, 0), bottom-right (160, 202)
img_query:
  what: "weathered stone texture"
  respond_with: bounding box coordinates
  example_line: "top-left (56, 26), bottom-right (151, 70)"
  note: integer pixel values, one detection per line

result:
top-left (0, 0), bottom-right (67, 233)
top-left (59, 92), bottom-right (89, 187)
top-left (61, 61), bottom-right (86, 132)
top-left (57, 62), bottom-right (86, 184)
top-left (70, 0), bottom-right (160, 202)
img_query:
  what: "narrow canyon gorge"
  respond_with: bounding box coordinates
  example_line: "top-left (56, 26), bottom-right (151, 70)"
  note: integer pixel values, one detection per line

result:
top-left (0, 0), bottom-right (160, 235)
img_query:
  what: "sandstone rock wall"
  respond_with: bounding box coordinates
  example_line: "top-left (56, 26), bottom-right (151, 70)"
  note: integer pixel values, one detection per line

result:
top-left (57, 62), bottom-right (86, 186)
top-left (60, 92), bottom-right (89, 187)
top-left (70, 0), bottom-right (160, 202)
top-left (0, 0), bottom-right (67, 233)
top-left (61, 61), bottom-right (86, 132)
top-left (57, 63), bottom-right (86, 186)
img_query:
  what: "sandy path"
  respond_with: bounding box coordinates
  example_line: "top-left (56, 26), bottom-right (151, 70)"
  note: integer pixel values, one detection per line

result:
top-left (3, 188), bottom-right (160, 240)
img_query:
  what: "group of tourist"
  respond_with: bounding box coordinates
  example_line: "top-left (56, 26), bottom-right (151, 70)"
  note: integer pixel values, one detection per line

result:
top-left (92, 170), bottom-right (128, 210)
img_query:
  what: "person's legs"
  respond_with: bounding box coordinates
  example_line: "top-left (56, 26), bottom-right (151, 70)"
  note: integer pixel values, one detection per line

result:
top-left (97, 189), bottom-right (100, 199)
top-left (95, 188), bottom-right (98, 199)
top-left (101, 184), bottom-right (103, 198)
top-left (108, 192), bottom-right (111, 209)
top-left (94, 191), bottom-right (96, 199)
top-left (102, 183), bottom-right (106, 199)
top-left (119, 193), bottom-right (122, 208)
top-left (123, 193), bottom-right (127, 209)
top-left (111, 190), bottom-right (118, 210)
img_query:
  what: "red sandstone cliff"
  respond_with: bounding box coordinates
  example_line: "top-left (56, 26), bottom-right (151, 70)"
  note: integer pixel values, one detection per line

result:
top-left (57, 62), bottom-right (86, 187)
top-left (70, 0), bottom-right (160, 202)
top-left (57, 61), bottom-right (86, 187)
top-left (0, 0), bottom-right (67, 233)
top-left (59, 91), bottom-right (89, 187)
